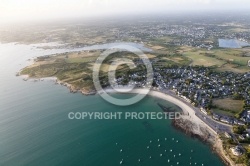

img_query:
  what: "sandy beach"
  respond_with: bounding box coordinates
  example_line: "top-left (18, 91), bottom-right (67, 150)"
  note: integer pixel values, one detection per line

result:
top-left (104, 88), bottom-right (235, 166)
top-left (105, 88), bottom-right (216, 134)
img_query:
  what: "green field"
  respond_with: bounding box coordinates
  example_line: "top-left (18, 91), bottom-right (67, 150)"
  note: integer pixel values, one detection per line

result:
top-left (183, 50), bottom-right (226, 67)
top-left (65, 56), bottom-right (98, 63)
top-left (20, 42), bottom-right (250, 93)
top-left (173, 46), bottom-right (250, 73)
top-left (212, 98), bottom-right (244, 116)
top-left (212, 108), bottom-right (236, 117)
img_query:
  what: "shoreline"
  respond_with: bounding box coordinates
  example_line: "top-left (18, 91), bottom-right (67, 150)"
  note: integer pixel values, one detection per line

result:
top-left (105, 88), bottom-right (217, 134)
top-left (19, 76), bottom-right (234, 165)
top-left (172, 119), bottom-right (232, 166)
top-left (104, 88), bottom-right (235, 166)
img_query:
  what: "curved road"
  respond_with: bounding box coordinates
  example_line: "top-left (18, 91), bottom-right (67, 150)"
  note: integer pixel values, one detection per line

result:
top-left (162, 90), bottom-right (232, 134)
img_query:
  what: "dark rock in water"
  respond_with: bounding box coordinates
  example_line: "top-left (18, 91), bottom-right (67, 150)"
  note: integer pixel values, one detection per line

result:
top-left (157, 103), bottom-right (183, 115)
top-left (172, 118), bottom-right (210, 143)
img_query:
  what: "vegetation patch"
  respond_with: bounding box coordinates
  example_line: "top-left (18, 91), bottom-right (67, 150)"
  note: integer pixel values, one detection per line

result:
top-left (212, 98), bottom-right (244, 114)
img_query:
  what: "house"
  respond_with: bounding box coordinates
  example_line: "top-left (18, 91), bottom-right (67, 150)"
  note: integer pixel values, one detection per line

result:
top-left (225, 132), bottom-right (232, 139)
top-left (239, 135), bottom-right (245, 140)
top-left (234, 119), bottom-right (246, 126)
top-left (213, 114), bottom-right (220, 121)
top-left (200, 107), bottom-right (208, 115)
top-left (220, 117), bottom-right (231, 124)
top-left (238, 121), bottom-right (246, 126)
top-left (231, 146), bottom-right (243, 156)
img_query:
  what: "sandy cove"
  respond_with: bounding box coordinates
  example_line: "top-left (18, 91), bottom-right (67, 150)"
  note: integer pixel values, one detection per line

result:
top-left (18, 76), bottom-right (235, 165)
top-left (104, 88), bottom-right (235, 166)
top-left (105, 88), bottom-right (216, 135)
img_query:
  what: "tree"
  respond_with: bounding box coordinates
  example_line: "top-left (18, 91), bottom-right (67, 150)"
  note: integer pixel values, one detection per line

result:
top-left (233, 125), bottom-right (246, 134)
top-left (233, 93), bottom-right (244, 100)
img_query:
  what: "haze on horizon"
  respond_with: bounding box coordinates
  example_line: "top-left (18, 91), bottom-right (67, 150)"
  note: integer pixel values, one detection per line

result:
top-left (1, 0), bottom-right (250, 24)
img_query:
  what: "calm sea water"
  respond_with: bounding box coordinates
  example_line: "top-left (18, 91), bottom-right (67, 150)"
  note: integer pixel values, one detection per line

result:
top-left (219, 39), bottom-right (250, 48)
top-left (0, 43), bottom-right (224, 166)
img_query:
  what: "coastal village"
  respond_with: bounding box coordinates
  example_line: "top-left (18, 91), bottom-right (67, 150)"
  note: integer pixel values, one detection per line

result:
top-left (22, 54), bottom-right (250, 164)
top-left (115, 62), bottom-right (250, 162)
top-left (122, 64), bottom-right (250, 164)
top-left (15, 15), bottom-right (250, 165)
top-left (3, 0), bottom-right (250, 165)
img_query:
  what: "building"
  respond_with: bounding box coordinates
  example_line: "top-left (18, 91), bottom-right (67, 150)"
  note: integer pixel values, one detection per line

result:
top-left (200, 107), bottom-right (208, 115)
top-left (220, 117), bottom-right (231, 124)
top-left (231, 146), bottom-right (243, 156)
top-left (213, 114), bottom-right (220, 121)
top-left (239, 135), bottom-right (245, 140)
top-left (225, 132), bottom-right (232, 139)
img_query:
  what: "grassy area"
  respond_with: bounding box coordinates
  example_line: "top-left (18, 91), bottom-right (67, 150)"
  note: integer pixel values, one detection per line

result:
top-left (175, 46), bottom-right (250, 73)
top-left (20, 51), bottom-right (100, 90)
top-left (212, 108), bottom-right (236, 117)
top-left (148, 36), bottom-right (174, 51)
top-left (212, 49), bottom-right (250, 66)
top-left (65, 56), bottom-right (97, 63)
top-left (20, 50), bottom-right (150, 91)
top-left (212, 98), bottom-right (244, 114)
top-left (20, 42), bottom-right (250, 92)
top-left (153, 55), bottom-right (190, 68)
top-left (215, 64), bottom-right (250, 73)
top-left (183, 49), bottom-right (225, 67)
top-left (146, 44), bottom-right (249, 73)
top-left (145, 53), bottom-right (157, 59)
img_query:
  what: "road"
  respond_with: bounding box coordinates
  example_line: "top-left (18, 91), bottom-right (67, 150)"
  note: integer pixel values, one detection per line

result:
top-left (161, 89), bottom-right (233, 134)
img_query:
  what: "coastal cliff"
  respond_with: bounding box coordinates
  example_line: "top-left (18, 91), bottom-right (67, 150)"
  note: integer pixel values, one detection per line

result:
top-left (172, 116), bottom-right (237, 166)
top-left (172, 116), bottom-right (215, 143)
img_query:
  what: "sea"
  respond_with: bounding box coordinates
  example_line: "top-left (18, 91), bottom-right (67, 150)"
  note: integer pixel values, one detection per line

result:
top-left (0, 43), bottom-right (225, 166)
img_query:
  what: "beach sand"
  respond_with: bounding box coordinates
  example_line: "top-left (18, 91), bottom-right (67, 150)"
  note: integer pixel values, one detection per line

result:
top-left (104, 88), bottom-right (235, 166)
top-left (105, 88), bottom-right (215, 135)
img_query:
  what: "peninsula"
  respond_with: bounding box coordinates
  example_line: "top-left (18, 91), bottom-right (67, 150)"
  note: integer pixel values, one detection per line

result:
top-left (16, 15), bottom-right (250, 165)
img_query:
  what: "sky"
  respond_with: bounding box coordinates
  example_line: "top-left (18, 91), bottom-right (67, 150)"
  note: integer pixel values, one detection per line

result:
top-left (0, 0), bottom-right (250, 23)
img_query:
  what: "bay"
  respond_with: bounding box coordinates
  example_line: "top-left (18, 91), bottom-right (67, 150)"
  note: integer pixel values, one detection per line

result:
top-left (0, 43), bottom-right (224, 166)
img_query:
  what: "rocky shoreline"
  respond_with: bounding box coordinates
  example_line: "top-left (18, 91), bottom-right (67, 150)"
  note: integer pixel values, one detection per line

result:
top-left (19, 74), bottom-right (97, 95)
top-left (55, 79), bottom-right (97, 95)
top-left (19, 75), bottom-right (237, 165)
top-left (172, 117), bottom-right (214, 143)
top-left (172, 117), bottom-right (235, 166)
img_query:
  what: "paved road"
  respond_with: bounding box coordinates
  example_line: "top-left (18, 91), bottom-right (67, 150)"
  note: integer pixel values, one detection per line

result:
top-left (162, 89), bottom-right (232, 134)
